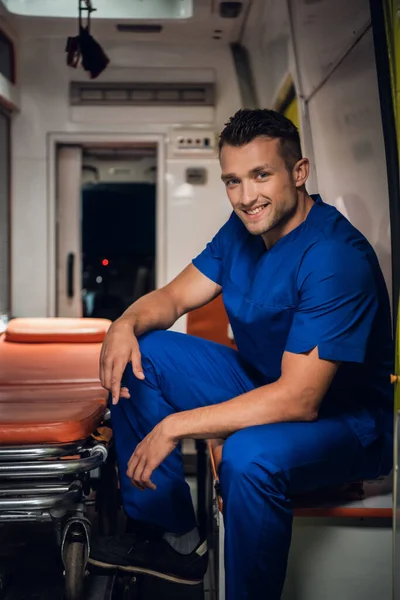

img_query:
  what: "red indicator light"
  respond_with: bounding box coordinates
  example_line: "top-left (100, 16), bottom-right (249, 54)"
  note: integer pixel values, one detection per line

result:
top-left (102, 259), bottom-right (109, 267)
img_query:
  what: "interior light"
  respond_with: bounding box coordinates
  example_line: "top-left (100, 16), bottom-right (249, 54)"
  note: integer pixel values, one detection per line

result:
top-left (102, 258), bottom-right (109, 266)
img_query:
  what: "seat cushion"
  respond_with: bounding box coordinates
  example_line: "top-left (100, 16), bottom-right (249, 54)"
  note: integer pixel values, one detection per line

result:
top-left (0, 336), bottom-right (104, 385)
top-left (207, 440), bottom-right (392, 518)
top-left (0, 393), bottom-right (106, 445)
top-left (5, 318), bottom-right (111, 343)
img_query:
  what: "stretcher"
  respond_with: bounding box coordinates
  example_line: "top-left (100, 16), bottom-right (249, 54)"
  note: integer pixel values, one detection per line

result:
top-left (0, 318), bottom-right (115, 600)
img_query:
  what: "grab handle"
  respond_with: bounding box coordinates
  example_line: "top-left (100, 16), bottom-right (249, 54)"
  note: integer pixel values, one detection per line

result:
top-left (67, 252), bottom-right (75, 298)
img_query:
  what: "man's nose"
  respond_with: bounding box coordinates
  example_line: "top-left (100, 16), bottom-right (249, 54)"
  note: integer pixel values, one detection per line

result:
top-left (241, 180), bottom-right (258, 207)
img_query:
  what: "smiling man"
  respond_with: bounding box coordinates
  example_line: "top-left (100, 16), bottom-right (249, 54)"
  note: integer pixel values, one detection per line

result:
top-left (89, 109), bottom-right (394, 600)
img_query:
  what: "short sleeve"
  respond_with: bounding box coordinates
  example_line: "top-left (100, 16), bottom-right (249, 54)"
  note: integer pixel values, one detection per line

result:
top-left (192, 213), bottom-right (236, 285)
top-left (285, 242), bottom-right (379, 363)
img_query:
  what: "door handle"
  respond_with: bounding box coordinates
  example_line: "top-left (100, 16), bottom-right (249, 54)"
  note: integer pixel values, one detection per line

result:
top-left (67, 253), bottom-right (75, 298)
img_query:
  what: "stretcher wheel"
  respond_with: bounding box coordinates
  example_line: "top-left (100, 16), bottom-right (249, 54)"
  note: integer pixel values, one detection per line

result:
top-left (64, 540), bottom-right (86, 600)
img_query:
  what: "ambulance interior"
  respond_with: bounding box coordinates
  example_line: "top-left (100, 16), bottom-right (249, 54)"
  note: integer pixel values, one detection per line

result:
top-left (0, 0), bottom-right (399, 598)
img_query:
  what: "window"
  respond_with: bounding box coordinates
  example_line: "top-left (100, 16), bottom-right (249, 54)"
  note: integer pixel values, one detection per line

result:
top-left (0, 109), bottom-right (11, 324)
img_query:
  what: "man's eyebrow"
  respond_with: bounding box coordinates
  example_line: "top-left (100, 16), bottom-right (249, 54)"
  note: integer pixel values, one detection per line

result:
top-left (221, 163), bottom-right (274, 182)
top-left (221, 172), bottom-right (236, 182)
top-left (250, 163), bottom-right (274, 175)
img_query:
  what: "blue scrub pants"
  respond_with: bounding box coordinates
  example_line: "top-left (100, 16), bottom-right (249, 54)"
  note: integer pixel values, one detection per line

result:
top-left (111, 330), bottom-right (391, 600)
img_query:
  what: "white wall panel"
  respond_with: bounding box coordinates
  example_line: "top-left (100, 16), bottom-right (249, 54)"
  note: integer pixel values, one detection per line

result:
top-left (243, 0), bottom-right (291, 108)
top-left (283, 519), bottom-right (391, 600)
top-left (289, 0), bottom-right (370, 100)
top-left (11, 157), bottom-right (48, 316)
top-left (308, 29), bottom-right (392, 297)
top-left (0, 112), bottom-right (10, 318)
top-left (165, 157), bottom-right (230, 334)
top-left (166, 158), bottom-right (231, 283)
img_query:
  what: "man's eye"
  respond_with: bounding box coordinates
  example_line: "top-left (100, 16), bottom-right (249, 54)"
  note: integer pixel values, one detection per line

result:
top-left (256, 172), bottom-right (269, 180)
top-left (226, 179), bottom-right (239, 187)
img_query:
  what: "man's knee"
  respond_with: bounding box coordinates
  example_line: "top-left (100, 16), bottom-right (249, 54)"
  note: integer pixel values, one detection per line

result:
top-left (138, 330), bottom-right (172, 359)
top-left (127, 330), bottom-right (173, 376)
top-left (122, 330), bottom-right (179, 389)
top-left (120, 331), bottom-right (163, 386)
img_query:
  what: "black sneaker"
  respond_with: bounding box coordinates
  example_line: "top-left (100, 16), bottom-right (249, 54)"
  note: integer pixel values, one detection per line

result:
top-left (88, 533), bottom-right (208, 585)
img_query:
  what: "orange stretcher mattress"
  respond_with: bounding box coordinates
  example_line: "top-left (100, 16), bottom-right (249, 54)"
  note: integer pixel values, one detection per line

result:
top-left (0, 317), bottom-right (110, 386)
top-left (0, 393), bottom-right (106, 445)
top-left (0, 318), bottom-right (111, 444)
top-left (0, 338), bottom-right (105, 386)
top-left (5, 318), bottom-right (110, 344)
top-left (0, 384), bottom-right (108, 405)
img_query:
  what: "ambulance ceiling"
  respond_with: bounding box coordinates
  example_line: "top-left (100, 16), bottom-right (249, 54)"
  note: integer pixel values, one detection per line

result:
top-left (2, 0), bottom-right (193, 19)
top-left (1, 0), bottom-right (249, 46)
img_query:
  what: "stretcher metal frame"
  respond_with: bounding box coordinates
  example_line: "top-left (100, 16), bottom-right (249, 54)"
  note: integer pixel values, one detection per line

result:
top-left (0, 418), bottom-right (112, 600)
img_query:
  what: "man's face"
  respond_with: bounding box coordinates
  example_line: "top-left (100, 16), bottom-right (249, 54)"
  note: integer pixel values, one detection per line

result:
top-left (220, 137), bottom-right (298, 239)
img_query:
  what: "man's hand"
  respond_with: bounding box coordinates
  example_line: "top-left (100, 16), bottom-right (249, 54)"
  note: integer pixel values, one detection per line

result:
top-left (100, 318), bottom-right (145, 405)
top-left (126, 419), bottom-right (178, 491)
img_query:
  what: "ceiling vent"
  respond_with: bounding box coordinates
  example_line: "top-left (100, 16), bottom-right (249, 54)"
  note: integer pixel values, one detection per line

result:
top-left (70, 81), bottom-right (215, 106)
top-left (116, 24), bottom-right (163, 33)
top-left (219, 2), bottom-right (243, 18)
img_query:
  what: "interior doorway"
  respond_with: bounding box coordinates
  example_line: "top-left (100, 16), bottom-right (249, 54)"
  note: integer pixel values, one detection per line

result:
top-left (55, 141), bottom-right (159, 320)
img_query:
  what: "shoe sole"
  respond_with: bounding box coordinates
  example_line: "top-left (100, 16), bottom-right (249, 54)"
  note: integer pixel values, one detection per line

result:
top-left (87, 558), bottom-right (203, 586)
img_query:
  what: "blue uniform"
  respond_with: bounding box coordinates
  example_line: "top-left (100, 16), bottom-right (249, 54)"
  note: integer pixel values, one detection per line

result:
top-left (112, 195), bottom-right (393, 599)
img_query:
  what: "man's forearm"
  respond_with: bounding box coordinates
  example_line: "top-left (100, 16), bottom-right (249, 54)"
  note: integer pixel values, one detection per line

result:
top-left (167, 381), bottom-right (318, 441)
top-left (117, 264), bottom-right (221, 339)
top-left (119, 288), bottom-right (180, 337)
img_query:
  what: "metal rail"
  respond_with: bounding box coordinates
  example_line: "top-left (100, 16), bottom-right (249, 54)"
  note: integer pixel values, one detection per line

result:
top-left (0, 445), bottom-right (107, 479)
top-left (0, 442), bottom-right (84, 461)
top-left (0, 482), bottom-right (73, 496)
top-left (0, 512), bottom-right (52, 522)
top-left (0, 486), bottom-right (81, 510)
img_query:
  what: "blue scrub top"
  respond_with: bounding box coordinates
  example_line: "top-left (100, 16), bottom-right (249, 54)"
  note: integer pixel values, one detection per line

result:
top-left (192, 195), bottom-right (393, 446)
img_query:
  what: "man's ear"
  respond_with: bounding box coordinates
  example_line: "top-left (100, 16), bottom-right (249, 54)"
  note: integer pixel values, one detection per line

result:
top-left (293, 158), bottom-right (310, 188)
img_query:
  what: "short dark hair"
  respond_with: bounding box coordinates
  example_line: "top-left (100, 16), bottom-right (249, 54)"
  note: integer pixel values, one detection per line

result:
top-left (219, 108), bottom-right (302, 170)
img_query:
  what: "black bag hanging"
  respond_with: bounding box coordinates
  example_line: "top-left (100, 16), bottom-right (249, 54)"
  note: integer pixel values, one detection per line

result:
top-left (66, 0), bottom-right (109, 79)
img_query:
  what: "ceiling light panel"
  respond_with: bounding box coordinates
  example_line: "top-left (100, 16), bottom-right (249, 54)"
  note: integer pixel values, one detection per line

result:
top-left (2, 0), bottom-right (192, 19)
